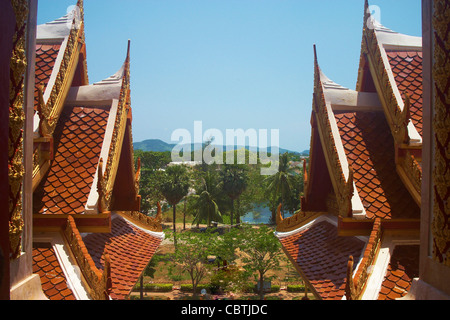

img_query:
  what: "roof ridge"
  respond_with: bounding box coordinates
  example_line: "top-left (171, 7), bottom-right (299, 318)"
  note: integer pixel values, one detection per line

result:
top-left (63, 215), bottom-right (112, 300)
top-left (117, 202), bottom-right (163, 234)
top-left (313, 45), bottom-right (363, 218)
top-left (345, 218), bottom-right (382, 300)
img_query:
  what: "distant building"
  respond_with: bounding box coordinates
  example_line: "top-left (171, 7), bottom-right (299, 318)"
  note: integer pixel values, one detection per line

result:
top-left (275, 0), bottom-right (449, 300)
top-left (168, 161), bottom-right (202, 167)
top-left (2, 0), bottom-right (163, 300)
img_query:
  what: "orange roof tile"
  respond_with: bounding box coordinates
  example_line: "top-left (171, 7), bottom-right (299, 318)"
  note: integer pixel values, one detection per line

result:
top-left (334, 111), bottom-right (420, 220)
top-left (378, 245), bottom-right (419, 300)
top-left (34, 105), bottom-right (110, 215)
top-left (279, 219), bottom-right (366, 300)
top-left (82, 215), bottom-right (162, 300)
top-left (386, 51), bottom-right (423, 137)
top-left (32, 243), bottom-right (76, 300)
top-left (34, 44), bottom-right (60, 108)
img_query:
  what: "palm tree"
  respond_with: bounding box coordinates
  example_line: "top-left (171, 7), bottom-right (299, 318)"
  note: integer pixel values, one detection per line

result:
top-left (159, 165), bottom-right (190, 233)
top-left (191, 171), bottom-right (223, 227)
top-left (265, 153), bottom-right (296, 220)
top-left (219, 164), bottom-right (249, 226)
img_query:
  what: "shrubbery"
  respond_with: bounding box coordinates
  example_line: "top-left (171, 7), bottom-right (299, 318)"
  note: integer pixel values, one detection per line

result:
top-left (133, 283), bottom-right (173, 292)
top-left (286, 284), bottom-right (305, 292)
top-left (180, 284), bottom-right (211, 293)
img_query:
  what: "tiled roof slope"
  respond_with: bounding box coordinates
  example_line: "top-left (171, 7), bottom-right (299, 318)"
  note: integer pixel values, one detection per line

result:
top-left (386, 51), bottom-right (423, 137)
top-left (279, 219), bottom-right (366, 300)
top-left (334, 111), bottom-right (420, 220)
top-left (34, 105), bottom-right (110, 215)
top-left (32, 243), bottom-right (76, 300)
top-left (35, 44), bottom-right (60, 108)
top-left (82, 215), bottom-right (162, 300)
top-left (378, 245), bottom-right (420, 300)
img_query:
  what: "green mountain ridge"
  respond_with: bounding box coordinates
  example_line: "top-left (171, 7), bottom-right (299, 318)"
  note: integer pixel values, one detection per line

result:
top-left (133, 139), bottom-right (309, 156)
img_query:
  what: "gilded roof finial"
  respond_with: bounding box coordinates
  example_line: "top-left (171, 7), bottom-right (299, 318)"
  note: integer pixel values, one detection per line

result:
top-left (345, 255), bottom-right (356, 300)
top-left (156, 202), bottom-right (162, 223)
top-left (276, 203), bottom-right (283, 225)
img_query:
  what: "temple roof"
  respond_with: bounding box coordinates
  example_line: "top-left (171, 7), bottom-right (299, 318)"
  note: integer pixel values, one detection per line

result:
top-left (31, 2), bottom-right (161, 300)
top-left (357, 0), bottom-right (422, 147)
top-left (36, 7), bottom-right (82, 40)
top-left (34, 44), bottom-right (60, 109)
top-left (32, 243), bottom-right (77, 300)
top-left (33, 105), bottom-right (110, 215)
top-left (276, 216), bottom-right (367, 300)
top-left (276, 1), bottom-right (422, 300)
top-left (83, 214), bottom-right (163, 300)
top-left (33, 1), bottom-right (88, 139)
top-left (334, 111), bottom-right (420, 220)
top-left (376, 244), bottom-right (419, 300)
top-left (386, 51), bottom-right (423, 137)
top-left (34, 39), bottom-right (135, 217)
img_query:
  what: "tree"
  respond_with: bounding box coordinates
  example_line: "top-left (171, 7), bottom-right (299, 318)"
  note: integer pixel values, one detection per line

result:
top-left (225, 225), bottom-right (284, 300)
top-left (219, 164), bottom-right (249, 226)
top-left (264, 152), bottom-right (297, 221)
top-left (159, 165), bottom-right (190, 234)
top-left (168, 229), bottom-right (214, 296)
top-left (134, 150), bottom-right (171, 214)
top-left (191, 171), bottom-right (223, 227)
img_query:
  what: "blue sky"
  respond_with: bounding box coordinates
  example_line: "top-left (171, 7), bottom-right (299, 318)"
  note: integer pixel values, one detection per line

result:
top-left (37, 0), bottom-right (422, 152)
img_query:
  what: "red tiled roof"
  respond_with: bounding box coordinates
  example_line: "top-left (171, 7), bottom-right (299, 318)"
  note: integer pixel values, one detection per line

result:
top-left (82, 215), bottom-right (162, 300)
top-left (334, 111), bottom-right (420, 220)
top-left (35, 44), bottom-right (60, 108)
top-left (32, 243), bottom-right (76, 300)
top-left (386, 51), bottom-right (423, 137)
top-left (34, 105), bottom-right (110, 215)
top-left (279, 219), bottom-right (366, 300)
top-left (378, 245), bottom-right (420, 300)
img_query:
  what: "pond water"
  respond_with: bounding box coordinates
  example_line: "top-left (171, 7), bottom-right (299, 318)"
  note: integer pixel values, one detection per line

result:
top-left (241, 204), bottom-right (293, 225)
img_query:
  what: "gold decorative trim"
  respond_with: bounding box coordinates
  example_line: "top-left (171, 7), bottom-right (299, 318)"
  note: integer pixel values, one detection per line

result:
top-left (360, 1), bottom-right (410, 146)
top-left (118, 202), bottom-right (163, 233)
top-left (38, 22), bottom-right (84, 136)
top-left (100, 42), bottom-right (131, 211)
top-left (312, 46), bottom-right (354, 218)
top-left (276, 203), bottom-right (325, 233)
top-left (345, 218), bottom-right (382, 300)
top-left (126, 118), bottom-right (141, 196)
top-left (96, 158), bottom-right (108, 213)
top-left (301, 120), bottom-right (314, 209)
top-left (326, 193), bottom-right (339, 216)
top-left (33, 0), bottom-right (86, 190)
top-left (135, 156), bottom-right (141, 194)
top-left (8, 0), bottom-right (28, 260)
top-left (63, 216), bottom-right (111, 300)
top-left (431, 0), bottom-right (450, 266)
top-left (397, 151), bottom-right (422, 206)
top-left (32, 136), bottom-right (52, 191)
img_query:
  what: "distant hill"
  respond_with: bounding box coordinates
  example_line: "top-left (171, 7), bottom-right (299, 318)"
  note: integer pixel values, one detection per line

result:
top-left (133, 139), bottom-right (309, 156)
top-left (133, 139), bottom-right (175, 152)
